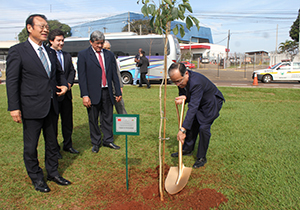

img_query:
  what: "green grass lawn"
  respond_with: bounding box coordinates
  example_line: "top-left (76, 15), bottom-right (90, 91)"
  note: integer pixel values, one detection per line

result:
top-left (0, 84), bottom-right (299, 209)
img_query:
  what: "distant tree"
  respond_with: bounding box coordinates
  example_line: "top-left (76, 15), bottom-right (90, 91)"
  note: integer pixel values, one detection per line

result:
top-left (18, 20), bottom-right (71, 43)
top-left (122, 19), bottom-right (154, 35)
top-left (289, 9), bottom-right (299, 42)
top-left (278, 40), bottom-right (299, 61)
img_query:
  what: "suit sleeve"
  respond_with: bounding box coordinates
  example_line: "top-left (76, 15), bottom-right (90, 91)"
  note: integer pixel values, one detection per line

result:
top-left (66, 53), bottom-right (75, 86)
top-left (77, 51), bottom-right (89, 97)
top-left (182, 84), bottom-right (204, 130)
top-left (111, 54), bottom-right (121, 97)
top-left (6, 46), bottom-right (21, 111)
top-left (116, 60), bottom-right (124, 88)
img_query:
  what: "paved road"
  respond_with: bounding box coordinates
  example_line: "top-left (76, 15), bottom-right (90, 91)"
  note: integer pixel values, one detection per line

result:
top-left (194, 67), bottom-right (300, 89)
top-left (2, 65), bottom-right (300, 88)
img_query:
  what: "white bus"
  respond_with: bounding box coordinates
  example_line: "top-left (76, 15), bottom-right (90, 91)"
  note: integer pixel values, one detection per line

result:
top-left (63, 33), bottom-right (181, 84)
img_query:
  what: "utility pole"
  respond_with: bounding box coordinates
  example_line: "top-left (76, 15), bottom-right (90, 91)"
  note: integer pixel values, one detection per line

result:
top-left (298, 9), bottom-right (300, 55)
top-left (275, 24), bottom-right (278, 53)
top-left (140, 24), bottom-right (142, 35)
top-left (128, 12), bottom-right (130, 32)
top-left (189, 37), bottom-right (192, 62)
top-left (226, 30), bottom-right (230, 68)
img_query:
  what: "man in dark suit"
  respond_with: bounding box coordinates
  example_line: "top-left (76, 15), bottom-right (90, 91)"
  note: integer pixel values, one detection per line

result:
top-left (6, 14), bottom-right (71, 193)
top-left (138, 50), bottom-right (151, 88)
top-left (77, 30), bottom-right (122, 153)
top-left (168, 63), bottom-right (225, 168)
top-left (48, 29), bottom-right (79, 156)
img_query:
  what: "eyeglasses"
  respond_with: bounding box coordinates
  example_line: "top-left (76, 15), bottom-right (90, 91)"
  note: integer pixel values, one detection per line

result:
top-left (34, 24), bottom-right (49, 30)
top-left (173, 75), bottom-right (185, 85)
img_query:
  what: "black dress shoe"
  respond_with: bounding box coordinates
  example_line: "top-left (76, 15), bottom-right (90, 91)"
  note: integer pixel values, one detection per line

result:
top-left (103, 142), bottom-right (120, 150)
top-left (33, 180), bottom-right (51, 193)
top-left (47, 176), bottom-right (71, 185)
top-left (171, 150), bottom-right (193, 157)
top-left (92, 145), bottom-right (100, 153)
top-left (64, 147), bottom-right (79, 154)
top-left (193, 157), bottom-right (207, 168)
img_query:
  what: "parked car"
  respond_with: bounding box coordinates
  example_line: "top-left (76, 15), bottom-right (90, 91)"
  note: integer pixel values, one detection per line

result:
top-left (181, 61), bottom-right (195, 68)
top-left (0, 69), bottom-right (2, 78)
top-left (201, 57), bottom-right (209, 64)
top-left (252, 62), bottom-right (300, 83)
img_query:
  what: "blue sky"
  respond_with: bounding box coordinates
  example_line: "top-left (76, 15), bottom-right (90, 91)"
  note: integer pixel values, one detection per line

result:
top-left (0, 0), bottom-right (299, 53)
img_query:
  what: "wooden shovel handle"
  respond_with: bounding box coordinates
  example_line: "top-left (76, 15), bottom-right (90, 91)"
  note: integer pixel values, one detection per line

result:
top-left (175, 99), bottom-right (185, 172)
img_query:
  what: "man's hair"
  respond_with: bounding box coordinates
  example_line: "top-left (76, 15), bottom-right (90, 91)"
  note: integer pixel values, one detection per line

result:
top-left (26, 14), bottom-right (47, 34)
top-left (48, 29), bottom-right (65, 45)
top-left (90, 30), bottom-right (105, 42)
top-left (104, 40), bottom-right (111, 45)
top-left (141, 50), bottom-right (145, 56)
top-left (168, 63), bottom-right (186, 76)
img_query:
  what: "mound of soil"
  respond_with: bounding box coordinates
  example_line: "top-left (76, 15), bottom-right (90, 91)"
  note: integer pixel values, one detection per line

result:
top-left (83, 165), bottom-right (228, 209)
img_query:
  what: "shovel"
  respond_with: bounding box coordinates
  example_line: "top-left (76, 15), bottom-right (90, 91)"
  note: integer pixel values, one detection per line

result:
top-left (165, 99), bottom-right (192, 194)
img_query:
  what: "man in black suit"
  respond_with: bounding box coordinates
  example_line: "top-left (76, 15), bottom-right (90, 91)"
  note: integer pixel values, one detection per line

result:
top-left (77, 30), bottom-right (122, 153)
top-left (6, 14), bottom-right (71, 193)
top-left (138, 50), bottom-right (151, 88)
top-left (48, 29), bottom-right (79, 156)
top-left (168, 63), bottom-right (225, 168)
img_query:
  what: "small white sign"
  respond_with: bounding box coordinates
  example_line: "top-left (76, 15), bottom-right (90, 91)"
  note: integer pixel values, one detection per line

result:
top-left (116, 117), bottom-right (137, 133)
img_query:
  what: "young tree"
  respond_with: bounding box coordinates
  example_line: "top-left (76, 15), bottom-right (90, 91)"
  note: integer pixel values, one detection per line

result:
top-left (278, 40), bottom-right (299, 61)
top-left (18, 20), bottom-right (71, 43)
top-left (289, 9), bottom-right (299, 42)
top-left (138, 0), bottom-right (199, 201)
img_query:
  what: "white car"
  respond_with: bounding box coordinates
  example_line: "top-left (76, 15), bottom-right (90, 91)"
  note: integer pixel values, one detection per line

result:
top-left (253, 62), bottom-right (300, 83)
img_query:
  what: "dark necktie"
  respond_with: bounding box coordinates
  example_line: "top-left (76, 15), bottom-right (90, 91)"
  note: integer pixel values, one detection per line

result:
top-left (97, 51), bottom-right (107, 87)
top-left (38, 47), bottom-right (50, 77)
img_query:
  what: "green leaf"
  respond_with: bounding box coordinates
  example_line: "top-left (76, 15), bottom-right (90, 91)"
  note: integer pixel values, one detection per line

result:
top-left (180, 25), bottom-right (185, 38)
top-left (178, 4), bottom-right (185, 13)
top-left (164, 0), bottom-right (173, 5)
top-left (178, 10), bottom-right (185, 20)
top-left (171, 7), bottom-right (178, 20)
top-left (184, 2), bottom-right (193, 13)
top-left (173, 25), bottom-right (179, 35)
top-left (148, 4), bottom-right (156, 15)
top-left (150, 16), bottom-right (155, 28)
top-left (141, 4), bottom-right (148, 16)
top-left (186, 16), bottom-right (192, 30)
top-left (190, 16), bottom-right (200, 30)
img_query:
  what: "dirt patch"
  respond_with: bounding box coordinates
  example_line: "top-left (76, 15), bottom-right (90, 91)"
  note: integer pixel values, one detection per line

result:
top-left (82, 165), bottom-right (228, 209)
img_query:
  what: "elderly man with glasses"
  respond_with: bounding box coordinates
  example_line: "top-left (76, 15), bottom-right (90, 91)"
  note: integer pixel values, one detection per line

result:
top-left (168, 63), bottom-right (225, 168)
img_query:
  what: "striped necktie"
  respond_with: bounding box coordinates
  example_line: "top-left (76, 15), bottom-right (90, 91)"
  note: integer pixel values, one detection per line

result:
top-left (57, 51), bottom-right (63, 71)
top-left (97, 51), bottom-right (107, 87)
top-left (38, 47), bottom-right (50, 77)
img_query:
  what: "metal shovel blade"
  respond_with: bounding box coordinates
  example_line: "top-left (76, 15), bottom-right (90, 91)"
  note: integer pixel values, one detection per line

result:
top-left (165, 98), bottom-right (192, 195)
top-left (165, 165), bottom-right (192, 194)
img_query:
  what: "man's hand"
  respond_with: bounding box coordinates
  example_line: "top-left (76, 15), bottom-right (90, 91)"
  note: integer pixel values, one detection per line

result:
top-left (175, 95), bottom-right (187, 105)
top-left (177, 129), bottom-right (186, 144)
top-left (115, 96), bottom-right (122, 103)
top-left (10, 110), bottom-right (22, 123)
top-left (56, 85), bottom-right (68, 96)
top-left (68, 83), bottom-right (72, 90)
top-left (83, 96), bottom-right (91, 108)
